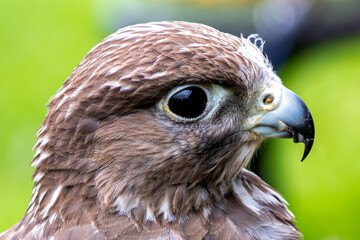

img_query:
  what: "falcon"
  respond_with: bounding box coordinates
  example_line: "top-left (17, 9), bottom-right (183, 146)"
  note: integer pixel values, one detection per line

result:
top-left (1, 21), bottom-right (314, 240)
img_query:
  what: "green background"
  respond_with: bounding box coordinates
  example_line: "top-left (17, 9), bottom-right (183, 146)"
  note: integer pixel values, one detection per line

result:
top-left (0, 1), bottom-right (359, 239)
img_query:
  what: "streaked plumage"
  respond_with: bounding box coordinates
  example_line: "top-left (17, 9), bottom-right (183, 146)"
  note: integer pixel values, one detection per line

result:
top-left (1, 21), bottom-right (314, 240)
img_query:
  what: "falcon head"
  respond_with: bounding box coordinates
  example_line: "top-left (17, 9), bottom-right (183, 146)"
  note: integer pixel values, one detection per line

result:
top-left (8, 21), bottom-right (314, 239)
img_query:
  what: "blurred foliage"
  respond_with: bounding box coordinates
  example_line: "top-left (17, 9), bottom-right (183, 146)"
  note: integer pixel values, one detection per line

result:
top-left (0, 0), bottom-right (101, 231)
top-left (261, 34), bottom-right (360, 240)
top-left (157, 0), bottom-right (259, 7)
top-left (0, 0), bottom-right (359, 239)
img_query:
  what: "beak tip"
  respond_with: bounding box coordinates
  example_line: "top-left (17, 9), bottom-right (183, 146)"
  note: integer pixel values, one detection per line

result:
top-left (300, 138), bottom-right (314, 162)
top-left (301, 152), bottom-right (307, 162)
top-left (289, 110), bottom-right (314, 162)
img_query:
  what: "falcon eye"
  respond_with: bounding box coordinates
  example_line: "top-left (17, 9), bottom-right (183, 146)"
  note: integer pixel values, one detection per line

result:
top-left (168, 86), bottom-right (207, 119)
top-left (160, 84), bottom-right (230, 122)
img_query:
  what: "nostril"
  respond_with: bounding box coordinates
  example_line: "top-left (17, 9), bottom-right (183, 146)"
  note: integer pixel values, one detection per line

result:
top-left (263, 94), bottom-right (274, 105)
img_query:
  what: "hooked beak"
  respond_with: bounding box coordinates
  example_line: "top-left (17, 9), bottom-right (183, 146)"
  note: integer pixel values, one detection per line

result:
top-left (251, 86), bottom-right (314, 161)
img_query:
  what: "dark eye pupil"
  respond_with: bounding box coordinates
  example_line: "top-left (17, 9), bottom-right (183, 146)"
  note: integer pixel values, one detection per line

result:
top-left (168, 86), bottom-right (207, 118)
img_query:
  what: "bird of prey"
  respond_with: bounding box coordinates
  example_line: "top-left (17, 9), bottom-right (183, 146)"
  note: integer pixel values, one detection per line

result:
top-left (1, 21), bottom-right (314, 240)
